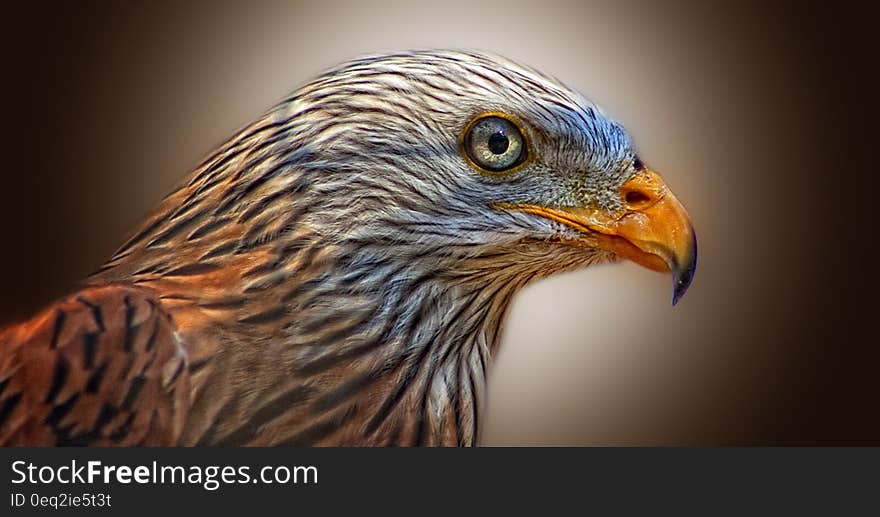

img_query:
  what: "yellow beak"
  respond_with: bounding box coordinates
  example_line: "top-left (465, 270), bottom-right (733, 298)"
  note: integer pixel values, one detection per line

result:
top-left (507, 168), bottom-right (697, 304)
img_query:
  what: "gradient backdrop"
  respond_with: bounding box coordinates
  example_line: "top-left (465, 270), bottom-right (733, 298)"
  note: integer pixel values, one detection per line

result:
top-left (2, 1), bottom-right (873, 444)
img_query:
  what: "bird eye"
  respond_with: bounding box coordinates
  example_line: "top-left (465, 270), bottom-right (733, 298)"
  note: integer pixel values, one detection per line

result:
top-left (464, 116), bottom-right (526, 172)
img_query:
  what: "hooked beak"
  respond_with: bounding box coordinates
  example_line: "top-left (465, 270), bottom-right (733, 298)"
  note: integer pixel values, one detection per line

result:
top-left (503, 168), bottom-right (697, 305)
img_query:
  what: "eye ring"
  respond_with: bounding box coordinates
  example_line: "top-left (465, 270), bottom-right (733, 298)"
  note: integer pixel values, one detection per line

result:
top-left (461, 113), bottom-right (530, 174)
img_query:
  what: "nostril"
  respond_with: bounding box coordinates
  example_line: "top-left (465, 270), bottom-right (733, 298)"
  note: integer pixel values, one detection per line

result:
top-left (625, 190), bottom-right (651, 208)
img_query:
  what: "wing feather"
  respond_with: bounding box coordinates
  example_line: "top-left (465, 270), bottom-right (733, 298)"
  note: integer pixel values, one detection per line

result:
top-left (0, 285), bottom-right (190, 446)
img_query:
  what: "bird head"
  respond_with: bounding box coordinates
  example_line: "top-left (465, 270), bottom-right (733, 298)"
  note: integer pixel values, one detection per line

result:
top-left (282, 51), bottom-right (696, 304)
top-left (84, 50), bottom-right (700, 446)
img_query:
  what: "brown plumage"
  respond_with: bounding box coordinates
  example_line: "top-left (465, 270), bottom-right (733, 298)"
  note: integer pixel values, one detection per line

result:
top-left (1, 286), bottom-right (189, 445)
top-left (0, 51), bottom-right (696, 446)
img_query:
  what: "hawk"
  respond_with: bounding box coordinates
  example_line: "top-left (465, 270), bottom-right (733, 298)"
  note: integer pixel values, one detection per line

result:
top-left (0, 50), bottom-right (696, 446)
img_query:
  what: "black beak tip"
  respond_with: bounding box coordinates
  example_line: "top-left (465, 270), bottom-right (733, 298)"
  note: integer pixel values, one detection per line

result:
top-left (671, 233), bottom-right (698, 306)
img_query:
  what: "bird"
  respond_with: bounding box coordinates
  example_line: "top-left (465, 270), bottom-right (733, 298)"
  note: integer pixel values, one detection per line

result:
top-left (0, 50), bottom-right (696, 446)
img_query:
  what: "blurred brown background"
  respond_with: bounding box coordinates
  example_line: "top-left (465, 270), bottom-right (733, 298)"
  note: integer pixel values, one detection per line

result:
top-left (1, 1), bottom-right (874, 444)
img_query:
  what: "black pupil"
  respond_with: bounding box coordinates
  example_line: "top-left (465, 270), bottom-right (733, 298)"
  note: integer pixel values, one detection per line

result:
top-left (487, 131), bottom-right (509, 154)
